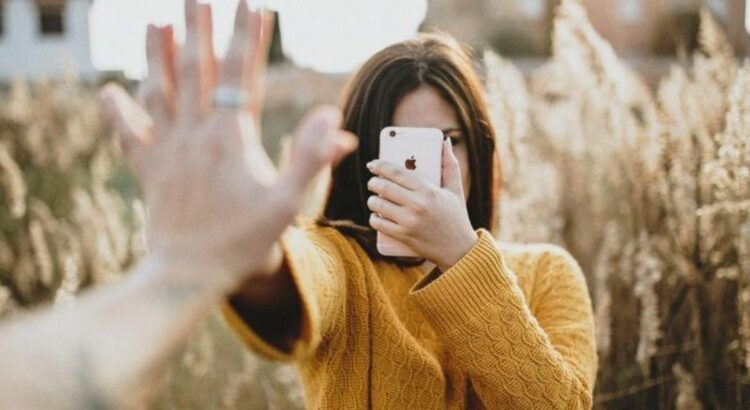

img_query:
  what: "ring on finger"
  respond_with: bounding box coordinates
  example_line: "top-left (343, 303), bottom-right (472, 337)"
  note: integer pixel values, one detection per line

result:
top-left (212, 86), bottom-right (250, 110)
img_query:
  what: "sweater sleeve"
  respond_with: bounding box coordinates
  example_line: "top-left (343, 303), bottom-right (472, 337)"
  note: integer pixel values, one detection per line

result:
top-left (222, 225), bottom-right (348, 362)
top-left (409, 229), bottom-right (597, 409)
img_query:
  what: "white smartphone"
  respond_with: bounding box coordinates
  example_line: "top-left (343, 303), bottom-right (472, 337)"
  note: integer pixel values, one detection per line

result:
top-left (375, 126), bottom-right (444, 257)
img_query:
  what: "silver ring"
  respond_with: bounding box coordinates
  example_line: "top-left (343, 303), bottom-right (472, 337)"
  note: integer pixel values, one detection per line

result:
top-left (212, 87), bottom-right (250, 109)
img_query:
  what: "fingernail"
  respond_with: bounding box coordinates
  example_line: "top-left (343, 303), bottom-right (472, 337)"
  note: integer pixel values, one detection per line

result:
top-left (366, 160), bottom-right (376, 170)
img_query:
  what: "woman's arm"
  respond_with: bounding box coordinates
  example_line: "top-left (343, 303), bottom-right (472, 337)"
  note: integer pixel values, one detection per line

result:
top-left (0, 258), bottom-right (229, 409)
top-left (410, 233), bottom-right (597, 409)
top-left (223, 225), bottom-right (351, 361)
top-left (227, 245), bottom-right (303, 351)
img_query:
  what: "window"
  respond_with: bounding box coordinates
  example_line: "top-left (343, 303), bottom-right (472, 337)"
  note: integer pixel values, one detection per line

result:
top-left (38, 3), bottom-right (65, 36)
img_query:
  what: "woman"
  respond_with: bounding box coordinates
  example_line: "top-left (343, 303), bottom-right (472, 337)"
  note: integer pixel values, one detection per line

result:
top-left (153, 3), bottom-right (596, 407)
top-left (225, 33), bottom-right (597, 409)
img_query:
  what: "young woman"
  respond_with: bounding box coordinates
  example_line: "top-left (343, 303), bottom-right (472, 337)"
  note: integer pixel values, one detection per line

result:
top-left (226, 33), bottom-right (597, 409)
top-left (149, 2), bottom-right (597, 407)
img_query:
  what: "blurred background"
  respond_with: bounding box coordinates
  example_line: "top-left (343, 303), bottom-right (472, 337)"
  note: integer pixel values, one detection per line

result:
top-left (0, 0), bottom-right (749, 409)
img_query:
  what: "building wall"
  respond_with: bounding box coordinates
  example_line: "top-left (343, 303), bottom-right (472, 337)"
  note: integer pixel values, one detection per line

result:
top-left (584, 0), bottom-right (749, 55)
top-left (0, 0), bottom-right (95, 80)
top-left (720, 0), bottom-right (750, 54)
top-left (425, 0), bottom-right (552, 55)
top-left (582, 0), bottom-right (664, 55)
top-left (425, 0), bottom-right (749, 56)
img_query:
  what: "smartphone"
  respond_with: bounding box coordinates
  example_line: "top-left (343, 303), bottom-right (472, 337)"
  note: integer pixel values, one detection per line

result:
top-left (375, 126), bottom-right (444, 257)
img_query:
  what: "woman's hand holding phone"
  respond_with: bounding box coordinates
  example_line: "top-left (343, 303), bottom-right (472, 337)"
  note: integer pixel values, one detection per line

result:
top-left (367, 138), bottom-right (478, 272)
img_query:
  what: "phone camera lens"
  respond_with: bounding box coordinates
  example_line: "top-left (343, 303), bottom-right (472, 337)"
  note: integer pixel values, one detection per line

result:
top-left (389, 130), bottom-right (396, 137)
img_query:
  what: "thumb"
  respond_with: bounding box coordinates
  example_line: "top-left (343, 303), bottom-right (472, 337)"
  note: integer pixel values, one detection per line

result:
top-left (278, 105), bottom-right (357, 193)
top-left (99, 83), bottom-right (154, 174)
top-left (441, 138), bottom-right (464, 198)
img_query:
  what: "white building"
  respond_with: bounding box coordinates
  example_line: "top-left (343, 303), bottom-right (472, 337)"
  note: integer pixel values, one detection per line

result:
top-left (0, 0), bottom-right (96, 80)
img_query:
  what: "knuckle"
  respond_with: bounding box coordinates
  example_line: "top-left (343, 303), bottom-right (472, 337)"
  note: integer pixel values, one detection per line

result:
top-left (412, 198), bottom-right (428, 214)
top-left (403, 215), bottom-right (419, 231)
top-left (369, 213), bottom-right (380, 228)
top-left (400, 234), bottom-right (415, 246)
top-left (381, 183), bottom-right (395, 198)
top-left (424, 186), bottom-right (439, 200)
top-left (367, 177), bottom-right (379, 192)
top-left (384, 201), bottom-right (397, 215)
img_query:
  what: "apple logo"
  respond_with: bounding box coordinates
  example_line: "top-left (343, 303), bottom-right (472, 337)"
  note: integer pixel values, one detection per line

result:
top-left (405, 156), bottom-right (417, 170)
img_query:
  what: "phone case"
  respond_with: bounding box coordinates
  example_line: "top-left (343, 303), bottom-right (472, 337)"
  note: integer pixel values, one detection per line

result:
top-left (376, 126), bottom-right (444, 257)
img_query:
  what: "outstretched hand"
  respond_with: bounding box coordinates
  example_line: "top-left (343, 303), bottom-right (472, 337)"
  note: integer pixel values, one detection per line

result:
top-left (100, 0), bottom-right (356, 292)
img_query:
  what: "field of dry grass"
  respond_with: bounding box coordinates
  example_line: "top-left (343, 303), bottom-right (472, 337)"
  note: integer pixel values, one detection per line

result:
top-left (489, 2), bottom-right (750, 408)
top-left (0, 1), bottom-right (748, 408)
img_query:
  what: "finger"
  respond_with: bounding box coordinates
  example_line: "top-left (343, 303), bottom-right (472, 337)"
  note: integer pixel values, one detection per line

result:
top-left (369, 214), bottom-right (406, 239)
top-left (278, 105), bottom-right (357, 193)
top-left (441, 138), bottom-right (465, 197)
top-left (158, 25), bottom-right (178, 119)
top-left (140, 25), bottom-right (173, 125)
top-left (367, 176), bottom-right (412, 206)
top-left (177, 0), bottom-right (213, 118)
top-left (330, 131), bottom-right (358, 167)
top-left (219, 0), bottom-right (262, 90)
top-left (367, 195), bottom-right (407, 225)
top-left (247, 10), bottom-right (274, 121)
top-left (99, 84), bottom-right (154, 172)
top-left (160, 25), bottom-right (178, 99)
top-left (366, 160), bottom-right (428, 192)
top-left (198, 3), bottom-right (217, 95)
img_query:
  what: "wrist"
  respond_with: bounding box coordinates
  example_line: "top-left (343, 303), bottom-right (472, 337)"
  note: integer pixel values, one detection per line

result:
top-left (436, 230), bottom-right (479, 272)
top-left (137, 252), bottom-right (233, 295)
top-left (143, 241), bottom-right (285, 295)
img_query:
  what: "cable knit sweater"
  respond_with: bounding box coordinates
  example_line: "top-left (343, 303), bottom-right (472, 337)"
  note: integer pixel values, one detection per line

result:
top-left (223, 224), bottom-right (597, 409)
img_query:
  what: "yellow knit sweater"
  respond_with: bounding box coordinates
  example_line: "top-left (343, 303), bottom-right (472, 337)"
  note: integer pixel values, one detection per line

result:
top-left (223, 224), bottom-right (597, 409)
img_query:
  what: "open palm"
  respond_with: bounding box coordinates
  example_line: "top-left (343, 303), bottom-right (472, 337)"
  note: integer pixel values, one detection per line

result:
top-left (101, 0), bottom-right (356, 291)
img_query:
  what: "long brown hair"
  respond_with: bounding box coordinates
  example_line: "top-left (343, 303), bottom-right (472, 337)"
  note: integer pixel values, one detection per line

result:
top-left (320, 32), bottom-right (501, 263)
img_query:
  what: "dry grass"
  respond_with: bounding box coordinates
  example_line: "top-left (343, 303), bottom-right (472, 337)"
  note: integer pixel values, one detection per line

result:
top-left (489, 1), bottom-right (750, 408)
top-left (0, 79), bottom-right (303, 409)
top-left (0, 77), bottom-right (142, 310)
top-left (0, 1), bottom-right (748, 408)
